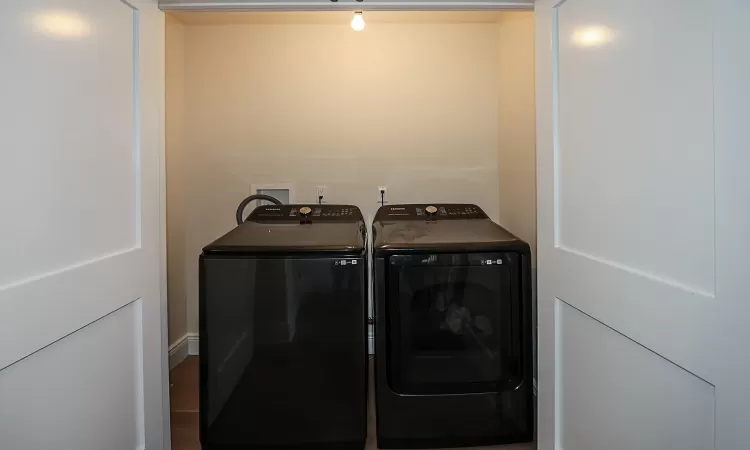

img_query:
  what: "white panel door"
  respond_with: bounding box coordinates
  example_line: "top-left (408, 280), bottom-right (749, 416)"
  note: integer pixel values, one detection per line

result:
top-left (0, 1), bottom-right (167, 449)
top-left (536, 0), bottom-right (750, 449)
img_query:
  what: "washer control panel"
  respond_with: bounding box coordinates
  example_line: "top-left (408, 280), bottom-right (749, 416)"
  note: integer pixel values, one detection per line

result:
top-left (249, 205), bottom-right (360, 222)
top-left (377, 204), bottom-right (487, 221)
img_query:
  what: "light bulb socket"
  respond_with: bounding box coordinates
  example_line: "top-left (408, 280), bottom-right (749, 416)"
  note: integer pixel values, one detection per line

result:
top-left (351, 11), bottom-right (365, 31)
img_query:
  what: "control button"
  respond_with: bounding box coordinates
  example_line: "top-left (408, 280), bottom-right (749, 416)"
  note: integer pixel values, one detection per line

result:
top-left (425, 205), bottom-right (438, 216)
top-left (299, 206), bottom-right (312, 217)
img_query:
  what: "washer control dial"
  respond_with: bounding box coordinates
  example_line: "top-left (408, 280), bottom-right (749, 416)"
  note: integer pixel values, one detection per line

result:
top-left (425, 205), bottom-right (438, 216)
top-left (299, 206), bottom-right (312, 217)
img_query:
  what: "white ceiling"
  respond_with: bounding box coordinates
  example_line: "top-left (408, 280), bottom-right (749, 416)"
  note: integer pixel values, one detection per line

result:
top-left (159, 0), bottom-right (535, 13)
top-left (168, 10), bottom-right (521, 25)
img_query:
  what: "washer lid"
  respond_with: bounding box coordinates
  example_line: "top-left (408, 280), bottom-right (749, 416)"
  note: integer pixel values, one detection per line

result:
top-left (373, 203), bottom-right (529, 255)
top-left (203, 204), bottom-right (365, 255)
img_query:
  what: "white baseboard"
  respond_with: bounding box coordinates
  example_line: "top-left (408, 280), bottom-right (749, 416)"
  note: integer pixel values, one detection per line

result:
top-left (187, 333), bottom-right (200, 355)
top-left (168, 333), bottom-right (199, 370)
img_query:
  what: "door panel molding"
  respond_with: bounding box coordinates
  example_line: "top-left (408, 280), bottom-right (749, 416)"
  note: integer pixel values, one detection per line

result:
top-left (0, 0), bottom-right (139, 288)
top-left (0, 248), bottom-right (143, 370)
top-left (556, 298), bottom-right (715, 450)
top-left (556, 246), bottom-right (715, 298)
top-left (0, 300), bottom-right (147, 450)
top-left (552, 0), bottom-right (716, 296)
top-left (548, 250), bottom-right (720, 382)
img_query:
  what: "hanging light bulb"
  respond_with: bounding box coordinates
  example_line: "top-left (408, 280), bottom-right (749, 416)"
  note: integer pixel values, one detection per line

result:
top-left (351, 11), bottom-right (365, 31)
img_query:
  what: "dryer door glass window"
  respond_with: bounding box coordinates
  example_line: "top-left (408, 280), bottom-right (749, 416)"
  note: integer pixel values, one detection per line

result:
top-left (386, 253), bottom-right (522, 395)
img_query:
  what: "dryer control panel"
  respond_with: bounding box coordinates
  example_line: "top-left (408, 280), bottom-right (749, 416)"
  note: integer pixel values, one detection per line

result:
top-left (248, 204), bottom-right (361, 222)
top-left (375, 203), bottom-right (488, 221)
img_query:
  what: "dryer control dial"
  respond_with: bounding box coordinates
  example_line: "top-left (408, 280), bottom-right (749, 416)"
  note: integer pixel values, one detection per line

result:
top-left (299, 206), bottom-right (312, 217)
top-left (425, 205), bottom-right (438, 216)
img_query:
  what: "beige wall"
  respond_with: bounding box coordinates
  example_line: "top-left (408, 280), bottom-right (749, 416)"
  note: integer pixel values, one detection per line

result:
top-left (166, 15), bottom-right (535, 338)
top-left (497, 12), bottom-right (536, 261)
top-left (496, 12), bottom-right (536, 379)
top-left (166, 16), bottom-right (188, 346)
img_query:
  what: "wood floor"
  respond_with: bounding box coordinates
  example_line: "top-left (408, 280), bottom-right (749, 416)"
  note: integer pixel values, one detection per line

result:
top-left (169, 356), bottom-right (535, 450)
top-left (170, 357), bottom-right (200, 450)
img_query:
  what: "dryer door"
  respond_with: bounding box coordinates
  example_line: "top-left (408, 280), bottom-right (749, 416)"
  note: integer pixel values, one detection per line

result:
top-left (387, 252), bottom-right (523, 395)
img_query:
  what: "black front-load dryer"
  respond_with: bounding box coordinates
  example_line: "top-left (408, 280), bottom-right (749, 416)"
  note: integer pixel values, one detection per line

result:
top-left (200, 204), bottom-right (368, 450)
top-left (373, 204), bottom-right (533, 449)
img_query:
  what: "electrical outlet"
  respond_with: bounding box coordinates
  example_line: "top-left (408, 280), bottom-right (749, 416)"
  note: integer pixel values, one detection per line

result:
top-left (377, 186), bottom-right (388, 204)
top-left (316, 186), bottom-right (326, 203)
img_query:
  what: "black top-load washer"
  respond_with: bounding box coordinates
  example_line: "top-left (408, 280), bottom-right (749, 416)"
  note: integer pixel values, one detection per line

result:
top-left (200, 204), bottom-right (368, 450)
top-left (373, 204), bottom-right (533, 449)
